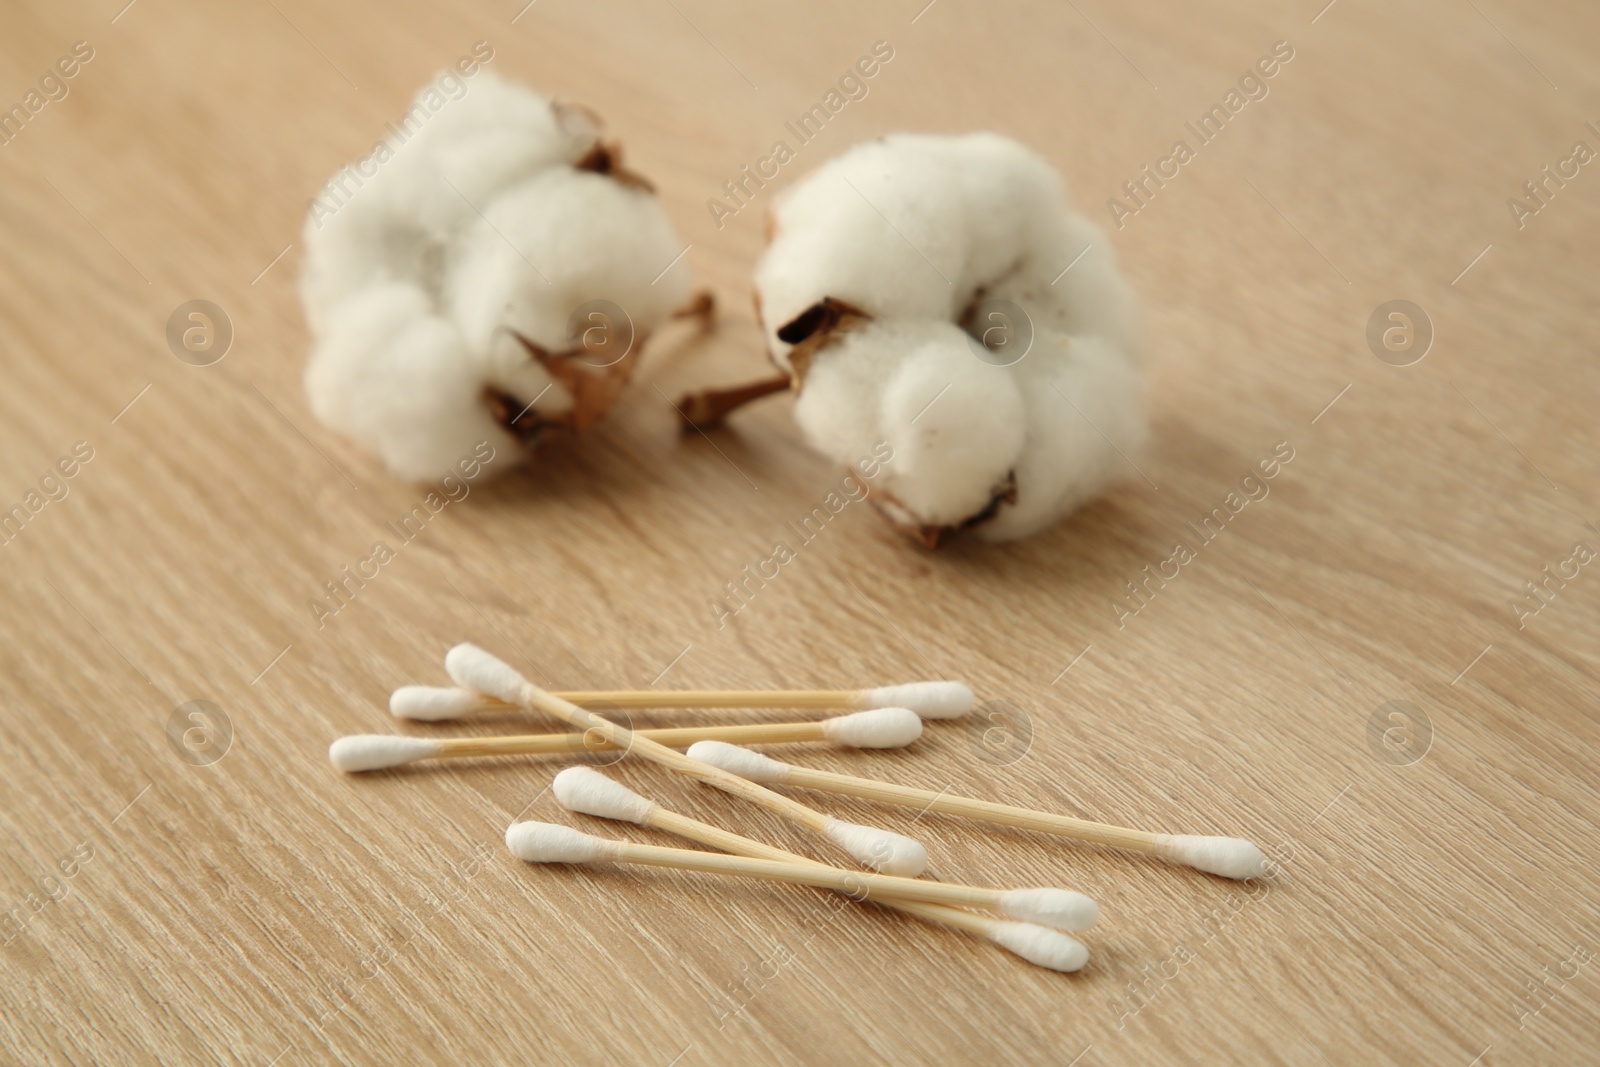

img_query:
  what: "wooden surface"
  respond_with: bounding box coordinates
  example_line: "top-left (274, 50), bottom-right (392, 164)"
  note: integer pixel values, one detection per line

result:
top-left (2, 1), bottom-right (1598, 1063)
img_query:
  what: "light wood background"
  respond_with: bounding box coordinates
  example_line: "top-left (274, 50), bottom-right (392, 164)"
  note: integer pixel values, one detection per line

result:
top-left (2, 0), bottom-right (1598, 1063)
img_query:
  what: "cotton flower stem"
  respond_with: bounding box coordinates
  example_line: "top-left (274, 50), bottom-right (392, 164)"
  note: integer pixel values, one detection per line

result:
top-left (674, 374), bottom-right (792, 431)
top-left (670, 289), bottom-right (717, 330)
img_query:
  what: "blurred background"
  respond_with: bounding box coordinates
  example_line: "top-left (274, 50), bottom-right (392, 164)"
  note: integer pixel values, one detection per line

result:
top-left (1, 2), bottom-right (1597, 1064)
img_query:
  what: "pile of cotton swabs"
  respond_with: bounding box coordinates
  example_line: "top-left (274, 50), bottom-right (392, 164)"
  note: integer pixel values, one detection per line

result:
top-left (329, 643), bottom-right (1266, 973)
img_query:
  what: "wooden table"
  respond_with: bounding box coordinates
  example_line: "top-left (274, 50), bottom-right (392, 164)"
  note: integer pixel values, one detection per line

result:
top-left (2, 1), bottom-right (1596, 1062)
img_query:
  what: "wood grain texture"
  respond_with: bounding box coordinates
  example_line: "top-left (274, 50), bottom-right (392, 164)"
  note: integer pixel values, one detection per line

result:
top-left (1, 0), bottom-right (1598, 1063)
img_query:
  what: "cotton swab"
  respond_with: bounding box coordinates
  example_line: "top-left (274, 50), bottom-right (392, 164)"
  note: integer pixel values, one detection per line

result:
top-left (551, 766), bottom-right (1088, 971)
top-left (327, 708), bottom-right (922, 773)
top-left (443, 643), bottom-right (929, 876)
top-left (687, 742), bottom-right (1268, 881)
top-left (506, 820), bottom-right (1099, 932)
top-left (389, 681), bottom-right (974, 721)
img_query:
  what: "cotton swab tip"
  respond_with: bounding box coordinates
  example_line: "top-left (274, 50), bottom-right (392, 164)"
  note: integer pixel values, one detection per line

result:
top-left (1155, 835), bottom-right (1268, 880)
top-left (857, 681), bottom-right (974, 719)
top-left (505, 821), bottom-right (615, 864)
top-left (328, 735), bottom-right (442, 772)
top-left (822, 819), bottom-right (928, 877)
top-left (388, 685), bottom-right (485, 721)
top-left (552, 767), bottom-right (657, 825)
top-left (820, 707), bottom-right (923, 748)
top-left (445, 643), bottom-right (528, 704)
top-left (987, 922), bottom-right (1090, 973)
top-left (686, 741), bottom-right (789, 783)
top-left (998, 888), bottom-right (1100, 931)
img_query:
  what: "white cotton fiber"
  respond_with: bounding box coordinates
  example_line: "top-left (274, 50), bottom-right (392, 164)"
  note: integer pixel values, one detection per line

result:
top-left (444, 643), bottom-right (529, 705)
top-left (976, 333), bottom-right (1145, 542)
top-left (997, 888), bottom-right (1100, 931)
top-left (793, 319), bottom-right (1028, 528)
top-left (304, 282), bottom-right (517, 481)
top-left (987, 922), bottom-right (1090, 973)
top-left (327, 735), bottom-right (442, 772)
top-left (819, 707), bottom-right (922, 748)
top-left (505, 821), bottom-right (613, 864)
top-left (388, 685), bottom-right (489, 721)
top-left (685, 742), bottom-right (789, 783)
top-left (300, 73), bottom-right (694, 481)
top-left (822, 819), bottom-right (928, 877)
top-left (299, 73), bottom-right (590, 331)
top-left (756, 132), bottom-right (1145, 543)
top-left (1154, 835), bottom-right (1268, 880)
top-left (553, 767), bottom-right (657, 824)
top-left (756, 133), bottom-right (1063, 363)
top-left (856, 682), bottom-right (974, 719)
top-left (876, 324), bottom-right (1028, 525)
top-left (447, 167), bottom-right (690, 358)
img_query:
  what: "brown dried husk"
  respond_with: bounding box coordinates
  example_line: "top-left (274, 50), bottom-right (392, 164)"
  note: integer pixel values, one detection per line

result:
top-left (486, 331), bottom-right (644, 447)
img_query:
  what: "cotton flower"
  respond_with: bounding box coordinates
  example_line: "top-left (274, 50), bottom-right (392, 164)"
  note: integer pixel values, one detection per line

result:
top-left (300, 72), bottom-right (700, 482)
top-left (752, 132), bottom-right (1145, 545)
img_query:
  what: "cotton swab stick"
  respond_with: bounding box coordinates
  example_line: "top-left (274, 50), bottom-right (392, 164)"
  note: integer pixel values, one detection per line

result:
top-left (551, 767), bottom-right (1088, 971)
top-left (688, 742), bottom-right (1268, 881)
top-left (327, 708), bottom-right (922, 773)
top-left (389, 681), bottom-right (974, 721)
top-left (506, 821), bottom-right (1099, 932)
top-left (443, 643), bottom-right (929, 876)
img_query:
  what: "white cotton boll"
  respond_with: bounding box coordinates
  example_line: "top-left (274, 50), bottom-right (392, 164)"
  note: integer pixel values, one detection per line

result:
top-left (303, 282), bottom-right (519, 481)
top-left (298, 150), bottom-right (460, 333)
top-left (754, 131), bottom-right (1144, 544)
top-left (756, 132), bottom-right (1064, 366)
top-left (998, 888), bottom-right (1100, 931)
top-left (986, 922), bottom-right (1090, 973)
top-left (819, 708), bottom-right (922, 748)
top-left (822, 819), bottom-right (928, 876)
top-left (552, 767), bottom-right (657, 825)
top-left (327, 735), bottom-right (442, 772)
top-left (299, 75), bottom-right (588, 332)
top-left (685, 742), bottom-right (789, 783)
top-left (505, 821), bottom-right (614, 864)
top-left (756, 150), bottom-right (966, 363)
top-left (989, 211), bottom-right (1144, 362)
top-left (786, 323), bottom-right (901, 469)
top-left (299, 73), bottom-right (697, 479)
top-left (976, 333), bottom-right (1145, 543)
top-left (876, 326), bottom-right (1028, 526)
top-left (792, 320), bottom-right (1027, 529)
top-left (446, 167), bottom-right (692, 361)
top-left (397, 73), bottom-right (594, 222)
top-left (299, 209), bottom-right (445, 335)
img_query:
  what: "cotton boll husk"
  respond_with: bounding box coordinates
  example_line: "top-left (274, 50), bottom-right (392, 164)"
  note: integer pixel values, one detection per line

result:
top-left (976, 333), bottom-right (1145, 542)
top-left (792, 320), bottom-right (1027, 529)
top-left (303, 282), bottom-right (519, 481)
top-left (447, 167), bottom-right (692, 365)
